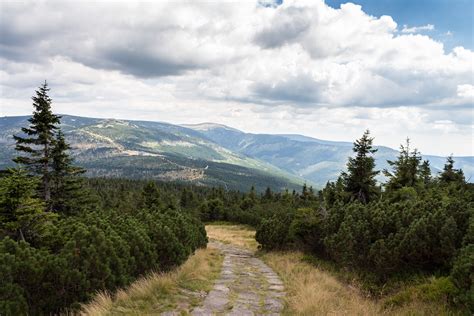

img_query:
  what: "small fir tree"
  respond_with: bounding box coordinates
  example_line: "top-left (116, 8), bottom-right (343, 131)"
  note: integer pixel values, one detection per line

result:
top-left (341, 130), bottom-right (379, 204)
top-left (384, 138), bottom-right (422, 191)
top-left (439, 156), bottom-right (465, 184)
top-left (0, 169), bottom-right (54, 242)
top-left (263, 187), bottom-right (273, 201)
top-left (142, 181), bottom-right (162, 209)
top-left (418, 160), bottom-right (432, 185)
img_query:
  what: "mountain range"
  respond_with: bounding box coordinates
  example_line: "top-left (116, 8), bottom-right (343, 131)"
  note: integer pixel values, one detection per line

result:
top-left (1, 115), bottom-right (472, 191)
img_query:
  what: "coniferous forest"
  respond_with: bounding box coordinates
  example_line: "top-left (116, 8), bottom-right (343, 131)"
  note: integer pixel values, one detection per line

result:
top-left (1, 84), bottom-right (473, 314)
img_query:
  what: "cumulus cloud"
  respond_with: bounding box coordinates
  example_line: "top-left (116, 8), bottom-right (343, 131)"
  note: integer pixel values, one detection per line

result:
top-left (0, 0), bottom-right (472, 155)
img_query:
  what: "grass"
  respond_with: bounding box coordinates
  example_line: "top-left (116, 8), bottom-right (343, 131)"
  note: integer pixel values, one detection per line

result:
top-left (81, 247), bottom-right (223, 315)
top-left (206, 222), bottom-right (456, 316)
top-left (263, 251), bottom-right (455, 315)
top-left (206, 223), bottom-right (259, 251)
top-left (262, 251), bottom-right (382, 315)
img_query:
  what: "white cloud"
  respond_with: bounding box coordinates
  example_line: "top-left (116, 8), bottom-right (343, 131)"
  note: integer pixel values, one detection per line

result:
top-left (0, 0), bottom-right (473, 156)
top-left (401, 24), bottom-right (435, 33)
top-left (457, 84), bottom-right (474, 99)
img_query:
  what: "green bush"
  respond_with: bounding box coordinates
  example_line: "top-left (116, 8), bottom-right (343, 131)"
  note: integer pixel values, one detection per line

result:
top-left (288, 207), bottom-right (324, 253)
top-left (256, 212), bottom-right (292, 250)
top-left (0, 179), bottom-right (208, 314)
top-left (384, 277), bottom-right (456, 308)
top-left (451, 244), bottom-right (474, 311)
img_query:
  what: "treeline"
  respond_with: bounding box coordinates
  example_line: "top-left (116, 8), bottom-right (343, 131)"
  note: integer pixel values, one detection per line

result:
top-left (0, 83), bottom-right (207, 314)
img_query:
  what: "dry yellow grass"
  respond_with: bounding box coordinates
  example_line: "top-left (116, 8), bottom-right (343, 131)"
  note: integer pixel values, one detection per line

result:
top-left (262, 251), bottom-right (452, 316)
top-left (81, 247), bottom-right (223, 315)
top-left (205, 224), bottom-right (259, 251)
top-left (207, 223), bottom-right (451, 316)
top-left (262, 251), bottom-right (382, 315)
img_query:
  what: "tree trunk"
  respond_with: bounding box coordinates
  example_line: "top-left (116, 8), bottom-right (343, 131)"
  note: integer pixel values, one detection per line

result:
top-left (18, 228), bottom-right (26, 242)
top-left (43, 141), bottom-right (51, 202)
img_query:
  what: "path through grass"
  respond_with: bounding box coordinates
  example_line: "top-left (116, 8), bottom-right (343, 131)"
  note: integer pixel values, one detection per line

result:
top-left (207, 223), bottom-right (454, 316)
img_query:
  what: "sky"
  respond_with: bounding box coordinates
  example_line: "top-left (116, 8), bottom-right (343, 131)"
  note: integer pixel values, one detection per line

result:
top-left (0, 0), bottom-right (473, 156)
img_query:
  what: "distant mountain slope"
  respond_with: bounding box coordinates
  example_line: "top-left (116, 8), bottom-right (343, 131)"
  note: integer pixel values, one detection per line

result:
top-left (0, 115), bottom-right (305, 191)
top-left (184, 123), bottom-right (474, 187)
top-left (2, 115), bottom-right (471, 190)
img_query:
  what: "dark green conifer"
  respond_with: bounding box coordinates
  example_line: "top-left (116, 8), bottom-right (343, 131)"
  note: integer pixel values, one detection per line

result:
top-left (418, 160), bottom-right (432, 185)
top-left (341, 130), bottom-right (379, 203)
top-left (142, 181), bottom-right (162, 209)
top-left (0, 169), bottom-right (54, 242)
top-left (13, 82), bottom-right (61, 203)
top-left (263, 187), bottom-right (273, 200)
top-left (384, 138), bottom-right (422, 190)
top-left (50, 130), bottom-right (88, 214)
top-left (439, 156), bottom-right (465, 183)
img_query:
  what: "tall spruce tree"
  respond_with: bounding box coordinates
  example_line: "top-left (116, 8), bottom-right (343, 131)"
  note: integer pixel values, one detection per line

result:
top-left (341, 130), bottom-right (379, 204)
top-left (13, 82), bottom-right (60, 203)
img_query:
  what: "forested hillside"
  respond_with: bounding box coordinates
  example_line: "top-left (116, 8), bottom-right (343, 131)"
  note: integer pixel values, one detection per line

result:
top-left (0, 115), bottom-right (305, 192)
top-left (185, 123), bottom-right (474, 187)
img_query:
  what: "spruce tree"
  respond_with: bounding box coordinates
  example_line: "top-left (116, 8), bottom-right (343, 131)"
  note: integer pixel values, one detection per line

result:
top-left (302, 183), bottom-right (309, 200)
top-left (384, 138), bottom-right (422, 190)
top-left (50, 130), bottom-right (88, 214)
top-left (418, 160), bottom-right (432, 185)
top-left (13, 82), bottom-right (60, 203)
top-left (142, 181), bottom-right (162, 209)
top-left (341, 130), bottom-right (379, 204)
top-left (0, 169), bottom-right (54, 242)
top-left (263, 187), bottom-right (273, 201)
top-left (439, 156), bottom-right (465, 183)
top-left (248, 185), bottom-right (257, 200)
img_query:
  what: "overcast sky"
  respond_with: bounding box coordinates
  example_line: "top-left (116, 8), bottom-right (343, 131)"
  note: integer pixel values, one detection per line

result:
top-left (0, 0), bottom-right (473, 156)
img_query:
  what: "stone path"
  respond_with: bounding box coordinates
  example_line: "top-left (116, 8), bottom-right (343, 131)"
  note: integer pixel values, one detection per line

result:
top-left (191, 241), bottom-right (285, 316)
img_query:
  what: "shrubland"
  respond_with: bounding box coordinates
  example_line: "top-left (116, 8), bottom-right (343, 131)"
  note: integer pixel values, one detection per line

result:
top-left (0, 83), bottom-right (207, 314)
top-left (252, 132), bottom-right (473, 313)
top-left (193, 132), bottom-right (473, 313)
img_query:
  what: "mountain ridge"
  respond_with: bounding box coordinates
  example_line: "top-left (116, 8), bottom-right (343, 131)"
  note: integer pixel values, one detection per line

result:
top-left (182, 121), bottom-right (474, 186)
top-left (1, 114), bottom-right (472, 188)
top-left (0, 115), bottom-right (307, 191)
